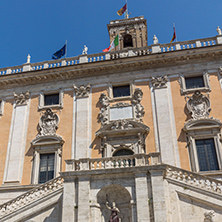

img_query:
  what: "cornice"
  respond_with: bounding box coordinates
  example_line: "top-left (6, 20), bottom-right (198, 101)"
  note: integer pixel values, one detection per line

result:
top-left (0, 46), bottom-right (222, 89)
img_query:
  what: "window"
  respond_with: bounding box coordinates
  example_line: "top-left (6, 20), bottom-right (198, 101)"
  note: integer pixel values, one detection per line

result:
top-left (0, 100), bottom-right (3, 116)
top-left (185, 76), bottom-right (204, 89)
top-left (113, 85), bottom-right (130, 98)
top-left (124, 34), bottom-right (133, 48)
top-left (196, 139), bottom-right (219, 171)
top-left (38, 89), bottom-right (63, 110)
top-left (184, 118), bottom-right (222, 173)
top-left (44, 93), bottom-right (59, 106)
top-left (39, 153), bottom-right (55, 183)
top-left (179, 72), bottom-right (211, 94)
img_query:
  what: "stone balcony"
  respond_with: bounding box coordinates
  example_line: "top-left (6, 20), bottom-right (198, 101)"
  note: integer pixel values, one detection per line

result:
top-left (65, 152), bottom-right (161, 172)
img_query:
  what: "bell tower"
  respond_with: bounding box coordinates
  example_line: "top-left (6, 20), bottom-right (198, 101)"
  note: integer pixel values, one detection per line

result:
top-left (107, 16), bottom-right (147, 51)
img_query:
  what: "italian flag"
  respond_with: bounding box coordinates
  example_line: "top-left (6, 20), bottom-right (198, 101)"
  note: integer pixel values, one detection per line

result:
top-left (103, 35), bottom-right (119, 52)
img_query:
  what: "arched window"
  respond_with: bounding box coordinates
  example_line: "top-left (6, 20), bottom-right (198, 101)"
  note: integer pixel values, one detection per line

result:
top-left (113, 149), bottom-right (134, 156)
top-left (123, 34), bottom-right (133, 48)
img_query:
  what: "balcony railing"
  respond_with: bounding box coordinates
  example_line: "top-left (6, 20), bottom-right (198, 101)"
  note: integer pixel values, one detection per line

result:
top-left (0, 35), bottom-right (221, 77)
top-left (65, 152), bottom-right (161, 171)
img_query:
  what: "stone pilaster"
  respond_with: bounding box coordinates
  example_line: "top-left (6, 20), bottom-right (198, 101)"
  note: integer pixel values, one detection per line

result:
top-left (150, 76), bottom-right (180, 167)
top-left (134, 172), bottom-right (150, 221)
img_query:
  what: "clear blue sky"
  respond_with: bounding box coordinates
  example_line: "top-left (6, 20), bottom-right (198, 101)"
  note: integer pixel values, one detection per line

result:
top-left (1, 0), bottom-right (222, 68)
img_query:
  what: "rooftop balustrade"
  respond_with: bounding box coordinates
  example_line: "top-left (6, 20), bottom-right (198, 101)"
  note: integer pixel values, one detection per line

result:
top-left (65, 152), bottom-right (161, 172)
top-left (0, 34), bottom-right (221, 77)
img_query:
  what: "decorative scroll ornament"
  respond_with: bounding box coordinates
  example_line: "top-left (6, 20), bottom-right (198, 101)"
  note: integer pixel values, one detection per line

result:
top-left (204, 210), bottom-right (215, 222)
top-left (38, 108), bottom-right (59, 136)
top-left (110, 119), bottom-right (134, 130)
top-left (132, 88), bottom-right (145, 122)
top-left (151, 75), bottom-right (168, 88)
top-left (73, 83), bottom-right (90, 98)
top-left (14, 91), bottom-right (30, 106)
top-left (98, 93), bottom-right (109, 125)
top-left (186, 90), bottom-right (211, 119)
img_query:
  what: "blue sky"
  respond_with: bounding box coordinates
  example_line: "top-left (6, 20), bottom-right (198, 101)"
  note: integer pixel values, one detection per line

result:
top-left (1, 0), bottom-right (222, 68)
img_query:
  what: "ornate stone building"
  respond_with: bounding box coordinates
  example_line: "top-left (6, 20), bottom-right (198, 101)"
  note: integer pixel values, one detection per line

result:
top-left (0, 16), bottom-right (222, 221)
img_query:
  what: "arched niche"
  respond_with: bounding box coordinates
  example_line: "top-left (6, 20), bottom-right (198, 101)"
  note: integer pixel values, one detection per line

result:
top-left (96, 184), bottom-right (132, 222)
top-left (123, 34), bottom-right (133, 48)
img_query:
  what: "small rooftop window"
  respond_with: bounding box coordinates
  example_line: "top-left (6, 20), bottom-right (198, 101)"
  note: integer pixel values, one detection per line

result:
top-left (113, 85), bottom-right (130, 98)
top-left (185, 76), bottom-right (204, 89)
top-left (44, 93), bottom-right (59, 106)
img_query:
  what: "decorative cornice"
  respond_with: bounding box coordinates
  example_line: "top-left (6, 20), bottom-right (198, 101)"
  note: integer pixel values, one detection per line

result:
top-left (14, 91), bottom-right (30, 106)
top-left (73, 83), bottom-right (90, 98)
top-left (1, 47), bottom-right (222, 89)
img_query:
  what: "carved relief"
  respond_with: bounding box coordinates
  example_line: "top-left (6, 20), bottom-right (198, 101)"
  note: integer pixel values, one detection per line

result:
top-left (38, 108), bottom-right (59, 136)
top-left (151, 75), bottom-right (168, 88)
top-left (110, 119), bottom-right (134, 130)
top-left (111, 102), bottom-right (130, 108)
top-left (186, 90), bottom-right (211, 119)
top-left (98, 93), bottom-right (109, 125)
top-left (14, 91), bottom-right (30, 106)
top-left (132, 88), bottom-right (145, 122)
top-left (204, 210), bottom-right (215, 222)
top-left (73, 83), bottom-right (90, 98)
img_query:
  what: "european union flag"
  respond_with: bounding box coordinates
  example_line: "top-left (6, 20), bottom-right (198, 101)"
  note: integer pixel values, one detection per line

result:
top-left (52, 44), bottom-right (66, 60)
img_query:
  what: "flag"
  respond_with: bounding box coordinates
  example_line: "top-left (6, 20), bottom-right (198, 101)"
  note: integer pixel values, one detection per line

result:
top-left (103, 35), bottom-right (119, 52)
top-left (117, 3), bottom-right (127, 16)
top-left (170, 27), bottom-right (176, 43)
top-left (52, 44), bottom-right (66, 60)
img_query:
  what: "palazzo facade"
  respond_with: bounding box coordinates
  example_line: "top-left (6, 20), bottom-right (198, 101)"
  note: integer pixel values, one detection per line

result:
top-left (0, 16), bottom-right (222, 221)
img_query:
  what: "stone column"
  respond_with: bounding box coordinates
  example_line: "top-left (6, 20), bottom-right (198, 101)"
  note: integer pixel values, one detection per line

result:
top-left (3, 92), bottom-right (30, 184)
top-left (134, 172), bottom-right (150, 221)
top-left (77, 176), bottom-right (91, 222)
top-left (149, 169), bottom-right (167, 222)
top-left (150, 76), bottom-right (180, 167)
top-left (72, 84), bottom-right (92, 159)
top-left (62, 177), bottom-right (76, 222)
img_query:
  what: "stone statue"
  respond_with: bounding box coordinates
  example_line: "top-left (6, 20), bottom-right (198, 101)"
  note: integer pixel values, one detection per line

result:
top-left (26, 54), bottom-right (31, 63)
top-left (217, 26), bottom-right (221, 35)
top-left (82, 45), bottom-right (88, 55)
top-left (106, 201), bottom-right (120, 222)
top-left (153, 35), bottom-right (158, 44)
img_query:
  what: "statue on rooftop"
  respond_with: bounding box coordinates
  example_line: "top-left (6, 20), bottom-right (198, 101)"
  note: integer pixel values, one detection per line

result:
top-left (217, 26), bottom-right (221, 35)
top-left (82, 45), bottom-right (88, 55)
top-left (106, 201), bottom-right (120, 222)
top-left (153, 35), bottom-right (158, 44)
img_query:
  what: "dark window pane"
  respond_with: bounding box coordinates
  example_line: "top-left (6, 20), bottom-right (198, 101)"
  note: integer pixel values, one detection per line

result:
top-left (39, 153), bottom-right (55, 183)
top-left (185, 76), bottom-right (204, 89)
top-left (44, 94), bottom-right (59, 106)
top-left (113, 85), bottom-right (130, 98)
top-left (195, 138), bottom-right (219, 171)
top-left (124, 34), bottom-right (133, 48)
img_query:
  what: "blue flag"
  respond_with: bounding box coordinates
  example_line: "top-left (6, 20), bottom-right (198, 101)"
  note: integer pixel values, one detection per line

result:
top-left (52, 44), bottom-right (66, 60)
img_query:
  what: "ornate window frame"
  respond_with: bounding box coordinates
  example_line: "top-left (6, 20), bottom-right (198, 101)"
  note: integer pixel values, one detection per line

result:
top-left (38, 88), bottom-right (64, 110)
top-left (31, 135), bottom-right (64, 184)
top-left (183, 119), bottom-right (222, 173)
top-left (31, 108), bottom-right (64, 184)
top-left (108, 81), bottom-right (135, 101)
top-left (179, 71), bottom-right (211, 94)
top-left (0, 99), bottom-right (5, 116)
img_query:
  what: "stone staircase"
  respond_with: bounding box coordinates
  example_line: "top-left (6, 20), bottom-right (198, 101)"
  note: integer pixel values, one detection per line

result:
top-left (0, 177), bottom-right (63, 221)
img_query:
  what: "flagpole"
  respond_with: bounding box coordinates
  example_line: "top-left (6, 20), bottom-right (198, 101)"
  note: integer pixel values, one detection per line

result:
top-left (125, 0), bottom-right (129, 19)
top-left (65, 40), bottom-right (67, 58)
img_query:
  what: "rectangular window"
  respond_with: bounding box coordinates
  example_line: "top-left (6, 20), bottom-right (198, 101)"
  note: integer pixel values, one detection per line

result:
top-left (195, 138), bottom-right (219, 171)
top-left (185, 76), bottom-right (204, 89)
top-left (44, 93), bottom-right (59, 106)
top-left (39, 153), bottom-right (55, 183)
top-left (113, 85), bottom-right (130, 98)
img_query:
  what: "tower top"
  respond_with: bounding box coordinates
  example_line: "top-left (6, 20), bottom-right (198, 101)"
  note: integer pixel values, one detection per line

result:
top-left (107, 16), bottom-right (147, 51)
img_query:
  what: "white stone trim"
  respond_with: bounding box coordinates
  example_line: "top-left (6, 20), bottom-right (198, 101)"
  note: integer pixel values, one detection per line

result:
top-left (0, 99), bottom-right (5, 116)
top-left (71, 92), bottom-right (77, 159)
top-left (38, 88), bottom-right (64, 110)
top-left (179, 71), bottom-right (211, 94)
top-left (88, 87), bottom-right (92, 158)
top-left (108, 81), bottom-right (135, 101)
